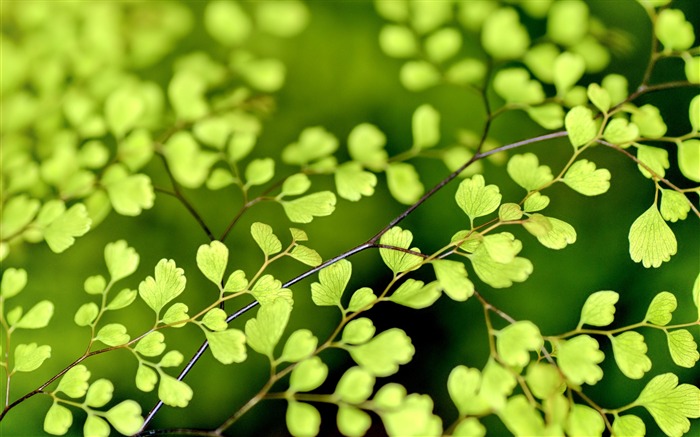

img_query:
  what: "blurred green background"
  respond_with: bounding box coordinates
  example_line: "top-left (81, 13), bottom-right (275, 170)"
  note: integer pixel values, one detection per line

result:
top-left (1, 0), bottom-right (698, 435)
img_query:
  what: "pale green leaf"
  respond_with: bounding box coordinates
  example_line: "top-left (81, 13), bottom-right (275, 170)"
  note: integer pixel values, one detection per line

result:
top-left (525, 363), bottom-right (564, 400)
top-left (14, 300), bottom-right (53, 329)
top-left (482, 232), bottom-right (522, 264)
top-left (244, 158), bottom-right (275, 188)
top-left (235, 57), bottom-right (286, 92)
top-left (390, 279), bottom-right (441, 309)
top-left (645, 291), bottom-right (677, 326)
top-left (468, 243), bottom-right (533, 289)
top-left (204, 0), bottom-right (251, 45)
top-left (678, 140), bottom-right (700, 182)
top-left (558, 335), bottom-right (604, 385)
top-left (526, 103), bottom-right (565, 130)
top-left (447, 366), bottom-right (489, 416)
top-left (83, 275), bottom-right (106, 295)
top-left (636, 145), bottom-right (669, 179)
top-left (413, 104), bottom-right (440, 150)
top-left (105, 400), bottom-right (144, 435)
top-left (138, 259), bottom-right (186, 315)
top-left (660, 189), bottom-right (690, 222)
top-left (290, 356), bottom-right (328, 392)
top-left (43, 203), bottom-right (91, 253)
top-left (578, 290), bottom-right (619, 328)
top-left (84, 415), bottom-right (110, 437)
top-left (337, 406), bottom-right (372, 437)
top-left (445, 58), bottom-right (486, 86)
top-left (310, 259), bottom-right (351, 307)
top-left (479, 358), bottom-right (517, 410)
top-left (85, 379), bottom-right (113, 408)
top-left (547, 0), bottom-right (589, 46)
top-left (497, 321), bottom-right (543, 367)
top-left (342, 318), bottom-right (376, 345)
top-left (563, 159), bottom-right (611, 196)
top-left (453, 418), bottom-right (486, 437)
top-left (602, 74), bottom-right (629, 106)
top-left (603, 118), bottom-right (639, 145)
top-left (507, 153), bottom-right (553, 191)
top-left (379, 227), bottom-right (423, 274)
top-left (202, 308), bottom-right (227, 332)
top-left (14, 343), bottom-right (51, 372)
top-left (533, 216), bottom-right (577, 250)
top-left (524, 43), bottom-right (559, 83)
top-left (74, 303), bottom-right (99, 326)
top-left (104, 240), bottom-right (139, 282)
top-left (134, 332), bottom-right (166, 357)
top-left (286, 401), bottom-right (321, 437)
top-left (163, 132), bottom-right (219, 188)
top-left (119, 129), bottom-right (154, 171)
top-left (335, 162), bottom-right (377, 201)
top-left (289, 245), bottom-right (322, 267)
top-left (282, 126), bottom-right (338, 166)
top-left (349, 328), bottom-right (414, 377)
top-left (105, 86), bottom-right (144, 138)
top-left (95, 323), bottom-right (130, 346)
top-left (553, 52), bottom-right (586, 95)
top-left (347, 288), bottom-right (377, 312)
top-left (612, 415), bottom-right (646, 437)
top-left (631, 104), bottom-right (667, 139)
top-left (523, 213), bottom-right (553, 238)
top-left (455, 174), bottom-right (502, 221)
top-left (566, 404), bottom-right (605, 437)
top-left (135, 364), bottom-right (157, 392)
top-left (1, 268), bottom-right (27, 299)
top-left (159, 350), bottom-right (184, 368)
top-left (256, 0), bottom-right (309, 37)
top-left (196, 240), bottom-right (228, 284)
top-left (499, 203), bottom-right (523, 221)
top-left (281, 191), bottom-right (337, 223)
top-left (250, 275), bottom-right (293, 306)
top-left (693, 272), bottom-right (700, 320)
top-left (206, 168), bottom-right (236, 190)
top-left (432, 259), bottom-right (474, 301)
top-left (379, 24), bottom-right (417, 58)
top-left (588, 83), bottom-right (611, 113)
top-left (281, 174), bottom-right (311, 197)
top-left (611, 331), bottom-right (651, 379)
top-left (245, 298), bottom-right (291, 357)
top-left (161, 303), bottom-right (189, 327)
top-left (373, 383), bottom-right (406, 409)
top-left (334, 366), bottom-right (375, 404)
top-left (56, 365), bottom-right (90, 398)
top-left (250, 222), bottom-right (281, 256)
top-left (400, 60), bottom-right (440, 91)
top-left (425, 28), bottom-right (461, 63)
top-left (228, 132), bottom-right (257, 162)
top-left (634, 373), bottom-right (700, 437)
top-left (158, 373), bottom-right (193, 408)
top-left (690, 95), bottom-right (700, 131)
top-left (524, 192), bottom-right (550, 212)
top-left (565, 106), bottom-right (598, 147)
top-left (205, 329), bottom-right (247, 364)
top-left (686, 57), bottom-right (700, 84)
top-left (501, 395), bottom-right (547, 436)
top-left (192, 115), bottom-right (232, 150)
top-left (628, 205), bottom-right (677, 268)
top-left (290, 228), bottom-right (308, 242)
top-left (279, 329), bottom-right (317, 363)
top-left (655, 9), bottom-right (695, 51)
top-left (386, 162), bottom-right (424, 205)
top-left (493, 68), bottom-right (545, 105)
top-left (0, 196), bottom-right (39, 240)
top-left (224, 270), bottom-right (248, 293)
top-left (101, 165), bottom-right (154, 216)
top-left (347, 123), bottom-right (388, 171)
top-left (666, 330), bottom-right (699, 368)
top-left (44, 403), bottom-right (72, 435)
top-left (482, 8), bottom-right (529, 59)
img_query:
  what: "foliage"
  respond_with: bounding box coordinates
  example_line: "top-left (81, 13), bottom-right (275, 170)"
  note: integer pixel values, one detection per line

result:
top-left (1, 0), bottom-right (698, 436)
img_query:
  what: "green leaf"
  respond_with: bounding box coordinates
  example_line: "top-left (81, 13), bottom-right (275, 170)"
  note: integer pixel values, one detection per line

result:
top-left (390, 279), bottom-right (441, 309)
top-left (281, 191), bottom-right (337, 223)
top-left (74, 303), bottom-right (99, 326)
top-left (500, 395), bottom-right (547, 436)
top-left (224, 270), bottom-right (248, 293)
top-left (202, 308), bottom-right (227, 332)
top-left (281, 174), bottom-right (312, 197)
top-left (95, 323), bottom-right (130, 346)
top-left (290, 228), bottom-right (308, 242)
top-left (86, 379), bottom-right (114, 408)
top-left (342, 318), bottom-right (376, 345)
top-left (347, 288), bottom-right (377, 312)
top-left (245, 298), bottom-right (291, 357)
top-left (134, 332), bottom-right (166, 357)
top-left (227, 132), bottom-right (257, 162)
top-left (497, 321), bottom-right (543, 367)
top-left (235, 57), bottom-right (286, 92)
top-left (379, 24), bottom-right (417, 58)
top-left (119, 129), bottom-right (154, 171)
top-left (347, 123), bottom-right (388, 171)
top-left (135, 364), bottom-right (157, 392)
top-left (105, 85), bottom-right (144, 138)
top-left (289, 245), bottom-right (322, 267)
top-left (686, 57), bottom-right (700, 84)
top-left (105, 400), bottom-right (144, 435)
top-left (43, 203), bottom-right (91, 253)
top-left (386, 162), bottom-right (424, 205)
top-left (524, 43), bottom-right (559, 83)
top-left (412, 104), bottom-right (440, 150)
top-left (479, 358), bottom-right (517, 410)
top-left (507, 153), bottom-right (553, 191)
top-left (563, 160), bottom-right (611, 196)
top-left (205, 329), bottom-right (247, 364)
top-left (349, 328), bottom-right (414, 376)
top-left (678, 140), bottom-right (700, 182)
top-left (523, 213), bottom-right (552, 238)
top-left (636, 145), bottom-right (669, 179)
top-left (400, 60), bottom-right (440, 91)
top-left (56, 365), bottom-right (90, 398)
top-left (655, 9), bottom-right (695, 51)
top-left (14, 343), bottom-right (51, 372)
top-left (425, 28), bottom-right (461, 63)
top-left (1, 268), bottom-right (27, 299)
top-left (448, 366), bottom-right (489, 415)
top-left (334, 367), bottom-right (375, 404)
top-left (481, 8), bottom-right (529, 59)
top-left (286, 401), bottom-right (321, 437)
top-left (445, 58), bottom-right (487, 86)
top-left (337, 406), bottom-right (372, 437)
top-left (645, 291), bottom-right (677, 326)
top-left (279, 329), bottom-right (318, 363)
top-left (83, 275), bottom-right (106, 295)
top-left (373, 383), bottom-right (406, 409)
top-left (158, 373), bottom-right (193, 408)
top-left (565, 404), bottom-right (605, 437)
top-left (525, 363), bottom-right (564, 399)
top-left (468, 243), bottom-right (533, 289)
top-left (631, 104), bottom-right (667, 139)
top-left (196, 241), bottom-right (228, 285)
top-left (602, 74), bottom-right (629, 106)
top-left (565, 106), bottom-right (598, 147)
top-left (660, 189), bottom-right (690, 222)
top-left (204, 0), bottom-right (251, 45)
top-left (256, 0), bottom-right (309, 37)
top-left (290, 356), bottom-right (328, 392)
top-left (193, 115), bottom-right (232, 150)
top-left (481, 232), bottom-right (522, 264)
top-left (603, 118), bottom-right (639, 145)
top-left (250, 223), bottom-right (281, 257)
top-left (104, 240), bottom-right (139, 282)
top-left (666, 330), bottom-right (699, 368)
top-left (453, 418), bottom-right (486, 437)
top-left (547, 0), bottom-right (589, 46)
top-left (493, 68), bottom-right (545, 105)
top-left (250, 275), bottom-right (293, 306)
top-left (533, 216), bottom-right (577, 250)
top-left (379, 227), bottom-right (422, 274)
top-left (553, 52), bottom-right (586, 95)
top-left (101, 165), bottom-right (155, 216)
top-left (578, 290), bottom-right (619, 328)
top-left (335, 162), bottom-right (377, 201)
top-left (611, 331), bottom-right (651, 379)
top-left (628, 205), bottom-right (677, 268)
top-left (612, 415), bottom-right (646, 437)
top-left (13, 300), bottom-right (53, 329)
top-left (310, 259), bottom-right (351, 307)
top-left (162, 303), bottom-right (189, 327)
top-left (557, 335), bottom-right (604, 385)
top-left (244, 158), bottom-right (275, 187)
top-left (160, 350), bottom-right (184, 368)
top-left (499, 203), bottom-right (523, 221)
top-left (693, 272), bottom-right (700, 320)
top-left (587, 83), bottom-right (611, 113)
top-left (282, 126), bottom-right (338, 166)
top-left (163, 132), bottom-right (219, 188)
top-left (44, 403), bottom-right (72, 435)
top-left (1, 195), bottom-right (40, 240)
top-left (432, 259), bottom-right (474, 301)
top-left (524, 192), bottom-right (550, 212)
top-left (526, 103), bottom-right (565, 130)
top-left (455, 174), bottom-right (502, 221)
top-left (138, 259), bottom-right (187, 315)
top-left (690, 95), bottom-right (700, 131)
top-left (84, 415), bottom-right (110, 437)
top-left (634, 373), bottom-right (700, 437)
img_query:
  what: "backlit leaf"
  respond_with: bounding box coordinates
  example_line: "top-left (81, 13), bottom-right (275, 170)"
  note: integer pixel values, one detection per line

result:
top-left (205, 329), bottom-right (247, 364)
top-left (678, 140), bottom-right (700, 182)
top-left (603, 118), bottom-right (639, 145)
top-left (482, 8), bottom-right (529, 59)
top-left (337, 406), bottom-right (372, 437)
top-left (84, 415), bottom-right (109, 437)
top-left (587, 83), bottom-right (611, 113)
top-left (158, 373), bottom-right (193, 408)
top-left (526, 103), bottom-right (565, 129)
top-left (139, 259), bottom-right (187, 315)
top-left (244, 158), bottom-right (275, 187)
top-left (558, 335), bottom-right (604, 385)
top-left (565, 404), bottom-right (605, 437)
top-left (224, 270), bottom-right (248, 293)
top-left (95, 323), bottom-right (130, 346)
top-left (629, 205), bottom-right (677, 268)
top-left (14, 343), bottom-right (51, 372)
top-left (631, 105), bottom-right (667, 139)
top-left (335, 162), bottom-right (377, 201)
top-left (14, 300), bottom-right (53, 329)
top-left (565, 106), bottom-right (598, 147)
top-left (432, 259), bottom-right (474, 301)
top-left (497, 321), bottom-right (543, 367)
top-left (163, 132), bottom-right (219, 188)
top-left (412, 104), bottom-right (440, 150)
top-left (86, 379), bottom-right (114, 408)
top-left (611, 331), bottom-right (651, 379)
top-left (105, 400), bottom-right (144, 435)
top-left (455, 174), bottom-right (502, 221)
top-left (101, 165), bottom-right (155, 216)
top-left (287, 401), bottom-right (321, 437)
top-left (636, 145), bottom-right (669, 179)
top-left (390, 279), bottom-right (441, 309)
top-left (310, 259), bottom-right (351, 307)
top-left (386, 162), bottom-right (424, 205)
top-left (655, 9), bottom-right (695, 51)
top-left (43, 203), bottom-right (91, 253)
top-left (74, 303), bottom-right (99, 326)
top-left (105, 85), bottom-right (144, 138)
top-left (56, 365), bottom-right (90, 398)
top-left (578, 290), bottom-right (619, 328)
top-left (256, 1), bottom-right (309, 37)
top-left (425, 28), bottom-right (461, 63)
top-left (135, 364), bottom-right (157, 392)
top-left (469, 243), bottom-right (533, 288)
top-left (548, 0), bottom-right (589, 46)
top-left (525, 363), bottom-right (563, 400)
top-left (281, 191), bottom-right (337, 223)
top-left (290, 356), bottom-right (328, 392)
top-left (553, 52), bottom-right (585, 95)
top-left (196, 240), bottom-right (228, 285)
top-left (493, 68), bottom-right (545, 105)
top-left (666, 330), bottom-right (699, 368)
top-left (349, 328), bottom-right (414, 377)
top-left (379, 393), bottom-right (442, 437)
top-left (612, 415), bottom-right (646, 437)
top-left (335, 366), bottom-right (375, 404)
top-left (162, 303), bottom-right (189, 327)
top-left (245, 298), bottom-right (291, 357)
top-left (533, 216), bottom-right (577, 250)
top-left (453, 418), bottom-right (486, 437)
top-left (282, 126), bottom-right (338, 166)
top-left (134, 332), bottom-right (166, 357)
top-left (400, 60), bottom-right (440, 91)
top-left (507, 153), bottom-right (553, 191)
top-left (645, 291), bottom-right (676, 326)
top-left (250, 275), bottom-right (292, 306)
top-left (479, 358), bottom-right (517, 410)
top-left (379, 227), bottom-right (423, 274)
top-left (524, 192), bottom-right (550, 212)
top-left (204, 0), bottom-right (251, 45)
top-left (289, 245), bottom-right (322, 267)
top-left (281, 174), bottom-right (311, 197)
top-left (501, 395), bottom-right (547, 436)
top-left (342, 318), bottom-right (376, 345)
top-left (1, 268), bottom-right (27, 299)
top-left (448, 366), bottom-right (489, 416)
top-left (104, 240), bottom-right (139, 282)
top-left (250, 223), bottom-right (282, 256)
top-left (347, 288), bottom-right (377, 313)
top-left (634, 373), bottom-right (700, 437)
top-left (660, 189), bottom-right (690, 222)
top-left (279, 329), bottom-right (317, 363)
top-left (563, 160), bottom-right (611, 196)
top-left (347, 123), bottom-right (388, 171)
top-left (44, 403), bottom-right (72, 435)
